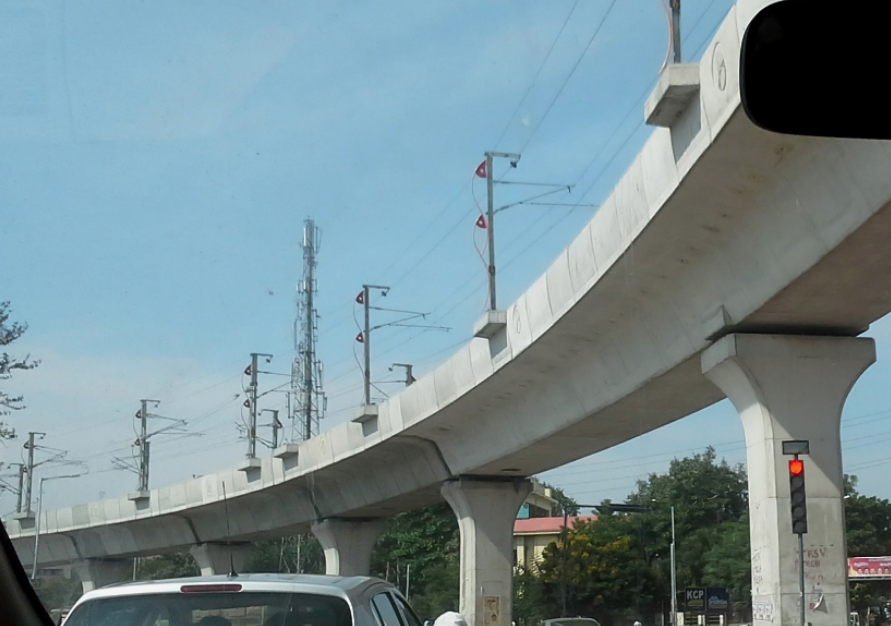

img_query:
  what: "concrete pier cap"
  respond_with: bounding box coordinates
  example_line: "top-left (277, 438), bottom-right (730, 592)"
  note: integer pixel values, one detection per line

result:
top-left (72, 558), bottom-right (131, 593)
top-left (189, 542), bottom-right (252, 577)
top-left (442, 476), bottom-right (533, 626)
top-left (311, 517), bottom-right (387, 577)
top-left (702, 333), bottom-right (875, 626)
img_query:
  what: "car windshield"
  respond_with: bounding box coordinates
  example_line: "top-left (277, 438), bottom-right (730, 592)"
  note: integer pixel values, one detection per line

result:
top-left (64, 591), bottom-right (351, 626)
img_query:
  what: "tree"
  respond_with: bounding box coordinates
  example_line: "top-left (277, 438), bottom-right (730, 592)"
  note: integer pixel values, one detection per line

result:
top-left (701, 517), bottom-right (752, 618)
top-left (370, 503), bottom-right (460, 620)
top-left (247, 535), bottom-right (324, 574)
top-left (536, 516), bottom-right (657, 626)
top-left (538, 481), bottom-right (578, 516)
top-left (34, 574), bottom-right (82, 616)
top-left (626, 447), bottom-right (749, 597)
top-left (0, 301), bottom-right (39, 439)
top-left (513, 565), bottom-right (552, 626)
top-left (522, 449), bottom-right (752, 624)
top-left (844, 475), bottom-right (891, 616)
top-left (845, 475), bottom-right (891, 557)
top-left (135, 552), bottom-right (199, 579)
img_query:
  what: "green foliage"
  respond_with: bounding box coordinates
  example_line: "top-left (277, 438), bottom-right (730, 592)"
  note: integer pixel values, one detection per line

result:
top-left (626, 447), bottom-right (749, 594)
top-left (246, 535), bottom-right (325, 574)
top-left (538, 481), bottom-right (579, 516)
top-left (370, 503), bottom-right (460, 621)
top-left (845, 475), bottom-right (891, 614)
top-left (845, 475), bottom-right (891, 557)
top-left (701, 518), bottom-right (751, 616)
top-left (513, 566), bottom-right (551, 626)
top-left (0, 301), bottom-right (39, 438)
top-left (527, 448), bottom-right (752, 625)
top-left (135, 552), bottom-right (199, 580)
top-left (407, 558), bottom-right (460, 620)
top-left (536, 517), bottom-right (657, 624)
top-left (34, 574), bottom-right (82, 615)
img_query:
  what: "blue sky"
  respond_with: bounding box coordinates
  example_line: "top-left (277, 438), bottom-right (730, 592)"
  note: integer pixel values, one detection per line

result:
top-left (3, 0), bottom-right (889, 515)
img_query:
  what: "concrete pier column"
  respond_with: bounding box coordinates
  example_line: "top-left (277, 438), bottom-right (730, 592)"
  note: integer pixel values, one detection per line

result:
top-left (311, 518), bottom-right (387, 576)
top-left (72, 558), bottom-right (131, 593)
top-left (441, 477), bottom-right (533, 626)
top-left (702, 334), bottom-right (875, 626)
top-left (189, 542), bottom-right (252, 576)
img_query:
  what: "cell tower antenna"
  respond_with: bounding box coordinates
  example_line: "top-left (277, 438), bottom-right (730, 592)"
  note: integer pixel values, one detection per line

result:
top-left (292, 218), bottom-right (326, 441)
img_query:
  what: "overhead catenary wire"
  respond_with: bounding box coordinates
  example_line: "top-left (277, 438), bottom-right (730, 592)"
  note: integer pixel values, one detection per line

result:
top-left (318, 3), bottom-right (718, 431)
top-left (518, 0), bottom-right (619, 154)
top-left (493, 0), bottom-right (583, 150)
top-left (37, 2), bottom-right (772, 501)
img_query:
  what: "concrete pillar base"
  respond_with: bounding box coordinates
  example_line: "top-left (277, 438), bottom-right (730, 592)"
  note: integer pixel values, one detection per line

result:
top-left (441, 477), bottom-right (533, 626)
top-left (72, 558), bottom-right (131, 593)
top-left (311, 518), bottom-right (387, 576)
top-left (703, 333), bottom-right (875, 626)
top-left (189, 542), bottom-right (252, 576)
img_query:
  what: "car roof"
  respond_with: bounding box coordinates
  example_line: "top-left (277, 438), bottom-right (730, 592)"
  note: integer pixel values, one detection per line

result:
top-left (76, 573), bottom-right (391, 602)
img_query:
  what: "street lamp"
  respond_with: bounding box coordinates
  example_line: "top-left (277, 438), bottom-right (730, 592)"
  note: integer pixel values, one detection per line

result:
top-left (31, 473), bottom-right (83, 580)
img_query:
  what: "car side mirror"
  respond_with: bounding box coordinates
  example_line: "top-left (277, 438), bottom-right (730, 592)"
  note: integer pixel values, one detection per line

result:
top-left (740, 0), bottom-right (891, 138)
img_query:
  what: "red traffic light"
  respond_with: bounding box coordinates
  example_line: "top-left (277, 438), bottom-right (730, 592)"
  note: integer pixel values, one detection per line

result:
top-left (789, 459), bottom-right (804, 476)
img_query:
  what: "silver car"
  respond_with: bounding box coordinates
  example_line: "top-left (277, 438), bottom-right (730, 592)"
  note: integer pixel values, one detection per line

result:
top-left (540, 618), bottom-right (602, 626)
top-left (61, 573), bottom-right (423, 626)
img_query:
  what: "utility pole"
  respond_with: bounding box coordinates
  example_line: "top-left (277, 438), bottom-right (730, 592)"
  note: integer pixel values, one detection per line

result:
top-left (671, 0), bottom-right (681, 64)
top-left (13, 463), bottom-right (24, 514)
top-left (358, 284), bottom-right (390, 406)
top-left (293, 218), bottom-right (326, 441)
top-left (483, 151), bottom-right (521, 311)
top-left (22, 431), bottom-right (45, 514)
top-left (113, 399), bottom-right (188, 494)
top-left (249, 354), bottom-right (259, 458)
top-left (390, 363), bottom-right (415, 387)
top-left (245, 353), bottom-right (272, 458)
top-left (261, 409), bottom-right (282, 450)
top-left (136, 400), bottom-right (159, 493)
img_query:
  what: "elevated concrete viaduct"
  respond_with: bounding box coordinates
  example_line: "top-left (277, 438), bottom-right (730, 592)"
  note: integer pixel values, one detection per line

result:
top-left (8, 1), bottom-right (891, 623)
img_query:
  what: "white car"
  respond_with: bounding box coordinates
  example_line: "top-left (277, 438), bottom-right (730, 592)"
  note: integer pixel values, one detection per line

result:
top-left (61, 573), bottom-right (423, 626)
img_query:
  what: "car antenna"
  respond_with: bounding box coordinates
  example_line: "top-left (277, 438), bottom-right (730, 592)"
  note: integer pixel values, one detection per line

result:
top-left (221, 481), bottom-right (238, 578)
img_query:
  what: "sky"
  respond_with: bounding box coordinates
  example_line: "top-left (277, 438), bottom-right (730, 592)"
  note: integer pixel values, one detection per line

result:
top-left (2, 0), bottom-right (890, 517)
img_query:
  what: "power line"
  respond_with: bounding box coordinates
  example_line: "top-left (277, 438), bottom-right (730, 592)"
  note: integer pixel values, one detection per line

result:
top-left (518, 0), bottom-right (619, 154)
top-left (493, 0), bottom-right (582, 149)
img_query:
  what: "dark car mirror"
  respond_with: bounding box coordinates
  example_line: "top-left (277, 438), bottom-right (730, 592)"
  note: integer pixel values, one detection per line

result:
top-left (0, 522), bottom-right (54, 626)
top-left (740, 0), bottom-right (891, 139)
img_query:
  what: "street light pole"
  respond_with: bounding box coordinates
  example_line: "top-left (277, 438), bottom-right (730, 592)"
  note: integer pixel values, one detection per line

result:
top-left (31, 474), bottom-right (82, 580)
top-left (670, 506), bottom-right (677, 626)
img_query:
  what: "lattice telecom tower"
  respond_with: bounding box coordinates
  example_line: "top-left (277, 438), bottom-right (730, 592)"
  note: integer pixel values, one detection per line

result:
top-left (292, 218), bottom-right (326, 441)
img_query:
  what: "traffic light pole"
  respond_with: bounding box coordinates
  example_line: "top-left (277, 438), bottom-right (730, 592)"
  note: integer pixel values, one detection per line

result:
top-left (798, 530), bottom-right (805, 626)
top-left (791, 453), bottom-right (807, 626)
top-left (783, 440), bottom-right (810, 626)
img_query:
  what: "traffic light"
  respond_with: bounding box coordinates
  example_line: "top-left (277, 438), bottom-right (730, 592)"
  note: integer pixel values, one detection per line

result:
top-left (789, 458), bottom-right (808, 534)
